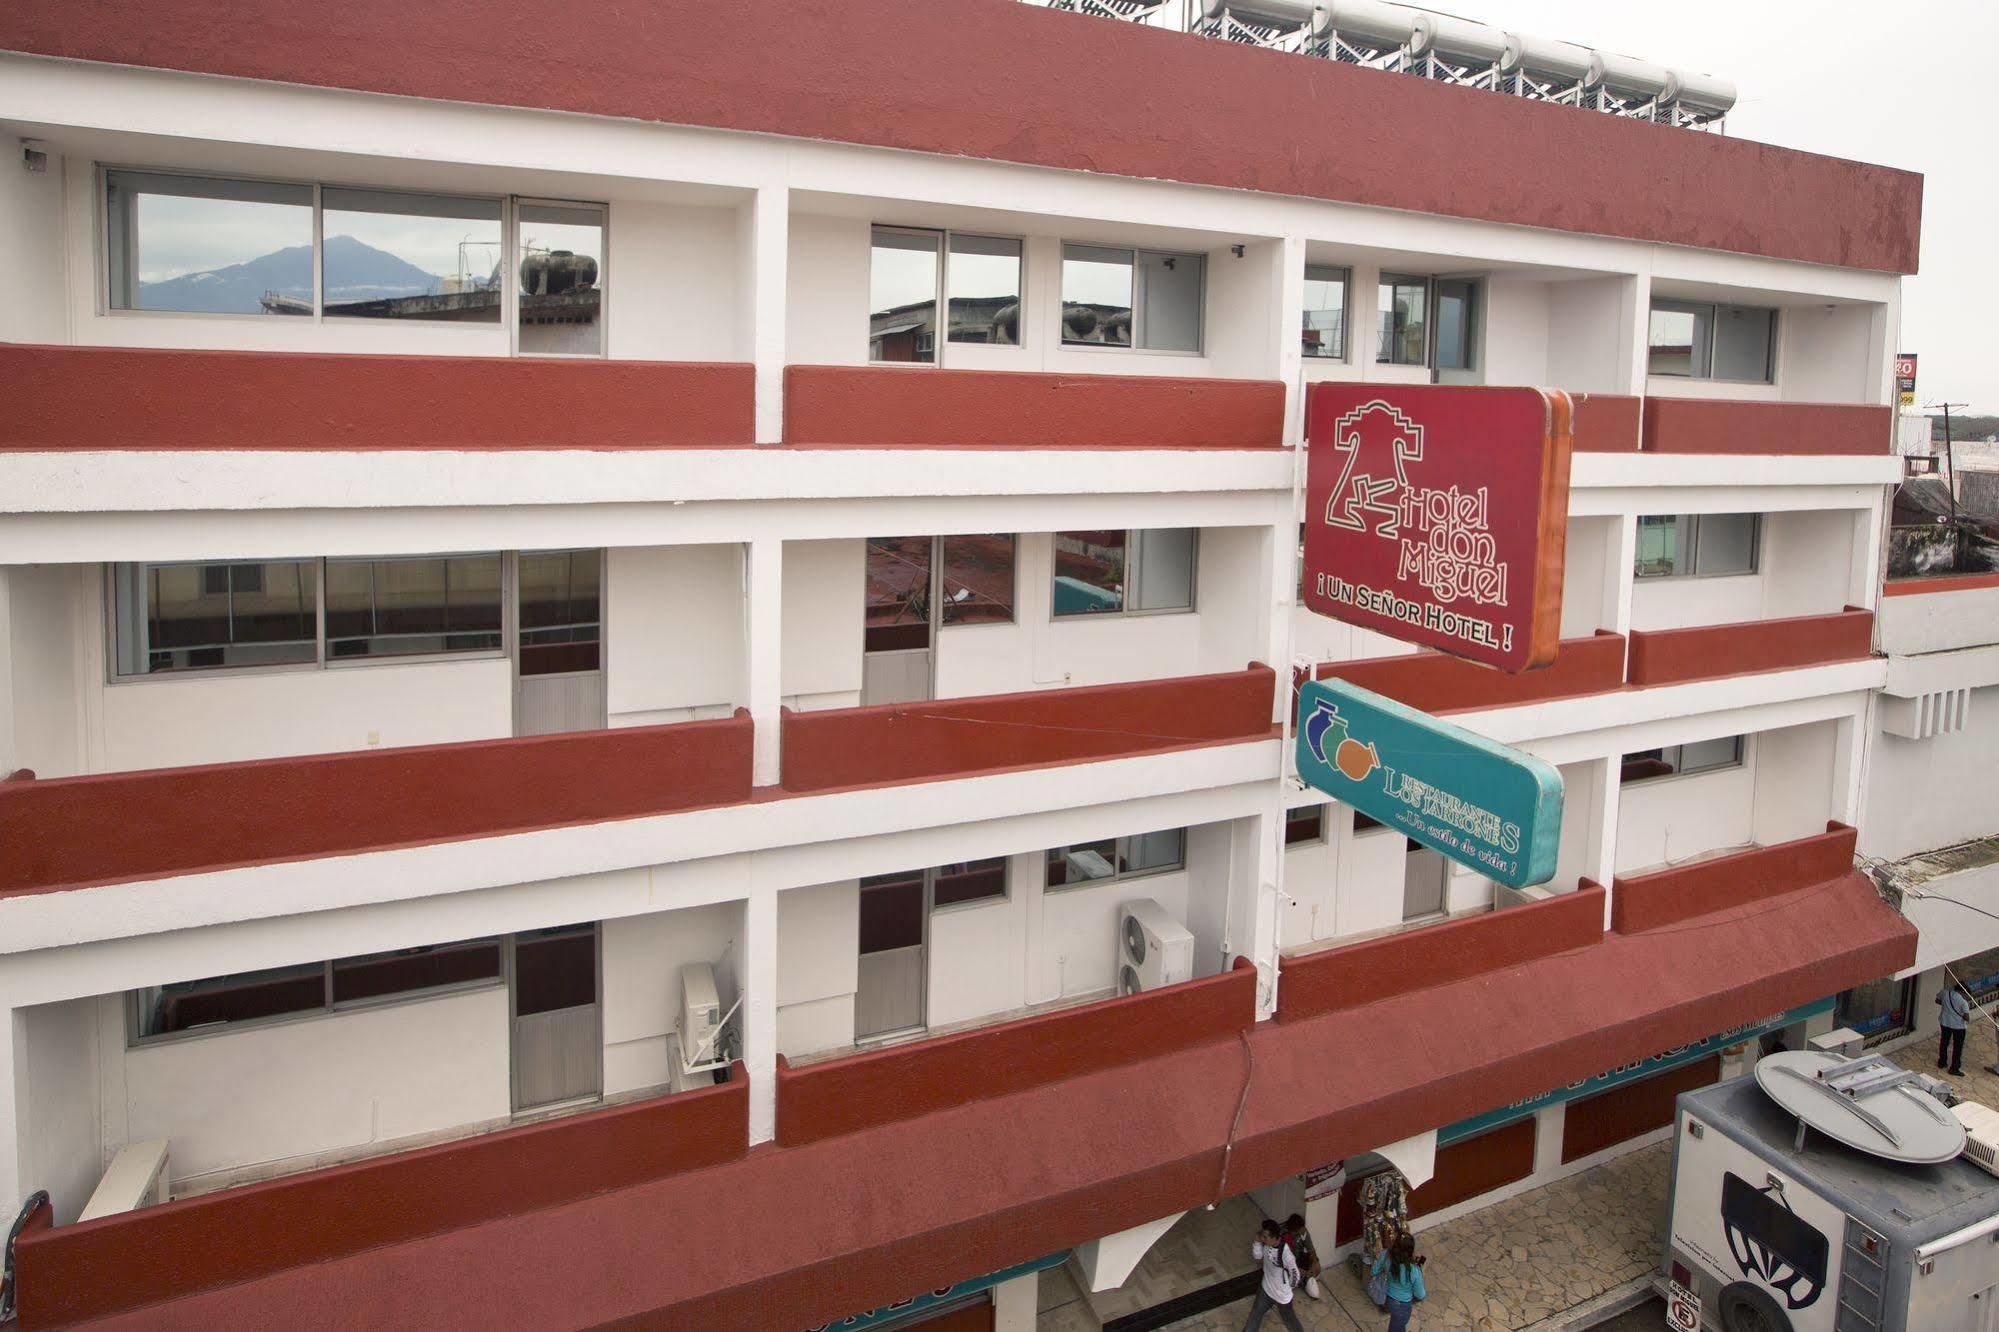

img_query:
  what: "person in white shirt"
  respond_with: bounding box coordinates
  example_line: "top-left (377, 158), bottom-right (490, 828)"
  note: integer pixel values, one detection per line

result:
top-left (1244, 1219), bottom-right (1305, 1332)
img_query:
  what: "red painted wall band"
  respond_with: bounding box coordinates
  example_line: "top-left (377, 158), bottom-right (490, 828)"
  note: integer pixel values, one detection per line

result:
top-left (0, 345), bottom-right (755, 451)
top-left (1883, 570), bottom-right (1999, 596)
top-left (12, 1070), bottom-right (749, 1329)
top-left (1570, 394), bottom-right (1643, 454)
top-left (783, 365), bottom-right (1285, 450)
top-left (776, 958), bottom-right (1257, 1148)
top-left (0, 0), bottom-right (1921, 272)
top-left (780, 665), bottom-right (1277, 794)
top-left (0, 714), bottom-right (754, 897)
top-left (1639, 398), bottom-right (1894, 456)
top-left (1624, 608), bottom-right (1874, 687)
top-left (1611, 822), bottom-right (1858, 935)
top-left (1313, 631), bottom-right (1625, 715)
top-left (1275, 884), bottom-right (1605, 1022)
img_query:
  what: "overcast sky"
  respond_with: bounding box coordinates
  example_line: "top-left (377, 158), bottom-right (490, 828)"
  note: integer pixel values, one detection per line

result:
top-left (1445, 0), bottom-right (1990, 412)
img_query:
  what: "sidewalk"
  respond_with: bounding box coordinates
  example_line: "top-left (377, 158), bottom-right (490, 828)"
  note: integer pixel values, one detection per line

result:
top-left (1886, 1004), bottom-right (1999, 1106)
top-left (1039, 1140), bottom-right (1670, 1331)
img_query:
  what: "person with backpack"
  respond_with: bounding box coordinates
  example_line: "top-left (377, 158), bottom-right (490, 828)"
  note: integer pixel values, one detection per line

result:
top-left (1244, 1218), bottom-right (1305, 1332)
top-left (1282, 1213), bottom-right (1323, 1299)
top-left (1938, 980), bottom-right (1972, 1076)
top-left (1370, 1231), bottom-right (1428, 1332)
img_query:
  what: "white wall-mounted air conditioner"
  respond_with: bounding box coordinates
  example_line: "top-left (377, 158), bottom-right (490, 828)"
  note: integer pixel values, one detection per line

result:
top-left (1118, 898), bottom-right (1194, 996)
top-left (1952, 1102), bottom-right (1999, 1178)
top-left (679, 962), bottom-right (723, 1073)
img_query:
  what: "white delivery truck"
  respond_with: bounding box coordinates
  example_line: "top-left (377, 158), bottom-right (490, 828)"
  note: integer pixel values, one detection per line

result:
top-left (1663, 1052), bottom-right (1999, 1332)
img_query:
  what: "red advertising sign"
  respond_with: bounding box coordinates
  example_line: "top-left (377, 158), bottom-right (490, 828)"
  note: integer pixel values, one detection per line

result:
top-left (1301, 384), bottom-right (1573, 673)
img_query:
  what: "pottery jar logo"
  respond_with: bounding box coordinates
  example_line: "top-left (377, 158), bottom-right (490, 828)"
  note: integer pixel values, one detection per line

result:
top-left (1302, 697), bottom-right (1521, 857)
top-left (1323, 400), bottom-right (1509, 609)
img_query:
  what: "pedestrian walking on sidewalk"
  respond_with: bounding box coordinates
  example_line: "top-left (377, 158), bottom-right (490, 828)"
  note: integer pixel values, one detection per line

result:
top-left (1282, 1214), bottom-right (1323, 1299)
top-left (1244, 1219), bottom-right (1306, 1332)
top-left (1370, 1232), bottom-right (1428, 1332)
top-left (1938, 981), bottom-right (1972, 1076)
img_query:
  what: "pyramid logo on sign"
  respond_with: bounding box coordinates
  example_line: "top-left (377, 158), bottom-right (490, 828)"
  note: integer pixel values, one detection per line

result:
top-left (1324, 400), bottom-right (1424, 541)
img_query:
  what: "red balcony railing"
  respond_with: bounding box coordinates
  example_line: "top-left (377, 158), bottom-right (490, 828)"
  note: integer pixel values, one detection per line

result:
top-left (780, 665), bottom-right (1277, 794)
top-left (776, 959), bottom-right (1257, 1147)
top-left (783, 365), bottom-right (1286, 449)
top-left (1883, 570), bottom-right (1999, 596)
top-left (1570, 394), bottom-right (1642, 453)
top-left (1276, 884), bottom-right (1605, 1021)
top-left (0, 715), bottom-right (754, 897)
top-left (1639, 397), bottom-right (1892, 456)
top-left (0, 345), bottom-right (755, 451)
top-left (1624, 608), bottom-right (1874, 687)
top-left (1312, 631), bottom-right (1625, 713)
top-left (10, 1070), bottom-right (747, 1329)
top-left (1610, 822), bottom-right (1858, 934)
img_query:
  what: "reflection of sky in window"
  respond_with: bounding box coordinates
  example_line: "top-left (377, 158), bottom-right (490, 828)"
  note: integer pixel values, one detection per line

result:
top-left (948, 251), bottom-right (1016, 300)
top-left (135, 194), bottom-right (311, 283)
top-left (519, 219), bottom-right (603, 267)
top-left (324, 210), bottom-right (502, 284)
top-left (871, 234), bottom-right (938, 313)
top-left (1063, 252), bottom-right (1133, 306)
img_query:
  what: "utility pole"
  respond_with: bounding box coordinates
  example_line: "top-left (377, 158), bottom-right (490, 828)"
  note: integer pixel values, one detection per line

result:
top-left (1928, 401), bottom-right (1967, 530)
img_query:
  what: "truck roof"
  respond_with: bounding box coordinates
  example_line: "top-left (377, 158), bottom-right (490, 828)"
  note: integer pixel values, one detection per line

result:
top-left (1682, 1075), bottom-right (1999, 1243)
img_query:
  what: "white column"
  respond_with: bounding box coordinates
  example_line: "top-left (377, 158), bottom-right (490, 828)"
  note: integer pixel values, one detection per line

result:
top-left (991, 1270), bottom-right (1039, 1331)
top-left (1617, 272), bottom-right (1651, 396)
top-left (1231, 813), bottom-right (1284, 1017)
top-left (1594, 754), bottom-right (1623, 931)
top-left (1607, 513), bottom-right (1638, 639)
top-left (1532, 1104), bottom-right (1566, 1175)
top-left (745, 537), bottom-right (784, 788)
top-left (743, 185), bottom-right (790, 445)
top-left (743, 889), bottom-right (779, 1146)
top-left (1277, 235), bottom-right (1308, 445)
top-left (2, 1007), bottom-right (22, 1221)
top-left (0, 568), bottom-right (16, 777)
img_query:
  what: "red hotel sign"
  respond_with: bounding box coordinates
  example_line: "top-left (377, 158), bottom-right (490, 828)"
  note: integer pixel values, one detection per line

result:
top-left (1301, 384), bottom-right (1574, 673)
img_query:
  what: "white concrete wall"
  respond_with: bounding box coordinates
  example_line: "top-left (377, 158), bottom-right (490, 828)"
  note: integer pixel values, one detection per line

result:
top-left (111, 985), bottom-right (510, 1189)
top-left (1628, 509), bottom-right (1855, 631)
top-left (1750, 719), bottom-right (1838, 848)
top-left (0, 149), bottom-right (68, 343)
top-left (5, 565), bottom-right (82, 778)
top-left (1615, 746), bottom-right (1757, 873)
top-left (600, 898), bottom-right (739, 1095)
top-left (607, 543), bottom-right (746, 726)
top-left (1778, 304), bottom-right (1878, 405)
top-left (1546, 276), bottom-right (1637, 395)
top-left (17, 997), bottom-right (101, 1225)
top-left (776, 880), bottom-right (859, 1058)
top-left (1861, 688), bottom-right (1999, 861)
top-left (1879, 585), bottom-right (1999, 657)
top-left (1481, 277), bottom-right (1549, 388)
top-left (607, 201), bottom-right (744, 362)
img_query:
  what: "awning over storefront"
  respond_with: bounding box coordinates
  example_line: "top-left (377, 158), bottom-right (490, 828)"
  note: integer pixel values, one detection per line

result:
top-left (63, 874), bottom-right (1911, 1332)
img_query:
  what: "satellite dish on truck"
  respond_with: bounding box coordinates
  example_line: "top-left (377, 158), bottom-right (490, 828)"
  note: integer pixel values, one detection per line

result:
top-left (1754, 1051), bottom-right (1966, 1165)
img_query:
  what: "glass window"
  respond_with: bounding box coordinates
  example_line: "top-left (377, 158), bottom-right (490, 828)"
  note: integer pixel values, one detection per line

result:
top-left (1378, 275), bottom-right (1428, 365)
top-left (135, 963), bottom-right (327, 1037)
top-left (1053, 531), bottom-right (1126, 616)
top-left (1647, 302), bottom-right (1712, 378)
top-left (104, 170), bottom-right (315, 315)
top-left (518, 549), bottom-right (602, 676)
top-left (870, 227), bottom-right (941, 363)
top-left (939, 535), bottom-right (1015, 626)
top-left (331, 938), bottom-right (503, 1004)
top-left (1634, 514), bottom-right (1760, 579)
top-left (1302, 265), bottom-right (1348, 359)
top-left (517, 201), bottom-right (605, 356)
top-left (1062, 244), bottom-right (1134, 347)
top-left (1620, 736), bottom-right (1744, 784)
top-left (114, 559), bottom-right (318, 676)
top-left (946, 234), bottom-right (1021, 346)
top-left (1131, 528), bottom-right (1197, 612)
top-left (1434, 278), bottom-right (1478, 372)
top-left (1136, 251), bottom-right (1203, 353)
top-left (931, 858), bottom-right (1009, 909)
top-left (320, 188), bottom-right (502, 322)
top-left (1047, 830), bottom-right (1185, 889)
top-left (865, 536), bottom-right (935, 652)
top-left (1837, 975), bottom-right (1914, 1041)
top-left (1285, 804), bottom-right (1326, 846)
top-left (1954, 945), bottom-right (1999, 1002)
top-left (513, 923), bottom-right (597, 1016)
top-left (1713, 304), bottom-right (1777, 383)
top-left (858, 869), bottom-right (927, 953)
top-left (324, 554), bottom-right (502, 661)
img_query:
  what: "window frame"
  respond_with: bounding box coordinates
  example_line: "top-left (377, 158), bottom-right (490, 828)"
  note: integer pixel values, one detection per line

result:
top-left (1647, 298), bottom-right (1778, 385)
top-left (937, 533), bottom-right (1019, 628)
top-left (1376, 272), bottom-right (1431, 367)
top-left (927, 857), bottom-right (1012, 913)
top-left (1050, 528), bottom-right (1200, 621)
top-left (1044, 828), bottom-right (1189, 892)
top-left (106, 552), bottom-right (518, 683)
top-left (1284, 803), bottom-right (1327, 848)
top-left (1632, 513), bottom-right (1763, 581)
top-left (1619, 735), bottom-right (1747, 786)
top-left (128, 937), bottom-right (507, 1047)
top-left (1301, 263), bottom-right (1351, 361)
top-left (869, 225), bottom-right (1026, 367)
top-left (1059, 242), bottom-right (1207, 356)
top-left (96, 165), bottom-right (604, 357)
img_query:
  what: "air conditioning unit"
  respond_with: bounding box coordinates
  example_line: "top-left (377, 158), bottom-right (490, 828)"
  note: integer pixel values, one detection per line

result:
top-left (680, 963), bottom-right (723, 1072)
top-left (1808, 1027), bottom-right (1866, 1060)
top-left (1118, 898), bottom-right (1194, 996)
top-left (1951, 1101), bottom-right (1999, 1178)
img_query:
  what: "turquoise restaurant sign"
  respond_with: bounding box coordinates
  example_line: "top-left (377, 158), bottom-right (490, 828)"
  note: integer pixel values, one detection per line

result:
top-left (1296, 677), bottom-right (1563, 888)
